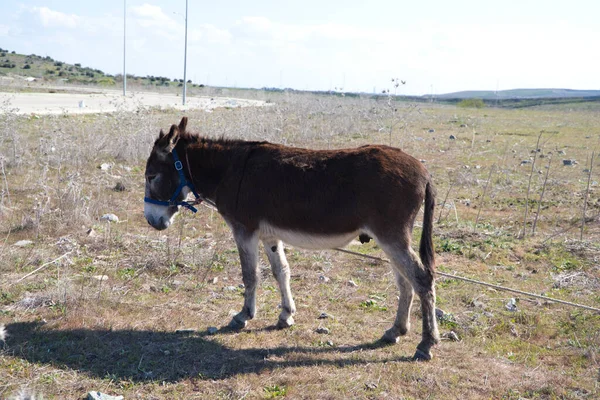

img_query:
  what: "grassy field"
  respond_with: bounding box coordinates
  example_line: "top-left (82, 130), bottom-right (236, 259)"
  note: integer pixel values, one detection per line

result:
top-left (0, 89), bottom-right (599, 399)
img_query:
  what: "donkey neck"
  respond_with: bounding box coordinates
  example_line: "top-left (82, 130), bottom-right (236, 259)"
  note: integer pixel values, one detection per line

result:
top-left (182, 138), bottom-right (255, 204)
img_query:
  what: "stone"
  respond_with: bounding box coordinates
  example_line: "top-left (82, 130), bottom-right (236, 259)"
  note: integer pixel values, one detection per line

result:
top-left (175, 328), bottom-right (195, 334)
top-left (207, 326), bottom-right (218, 335)
top-left (92, 275), bottom-right (109, 281)
top-left (428, 129), bottom-right (435, 133)
top-left (435, 308), bottom-right (446, 319)
top-left (318, 275), bottom-right (330, 283)
top-left (318, 312), bottom-right (330, 319)
top-left (449, 134), bottom-right (456, 140)
top-left (223, 286), bottom-right (238, 292)
top-left (562, 159), bottom-right (576, 166)
top-left (100, 213), bottom-right (119, 223)
top-left (506, 298), bottom-right (518, 312)
top-left (14, 240), bottom-right (33, 247)
top-left (99, 163), bottom-right (112, 170)
top-left (87, 392), bottom-right (124, 400)
top-left (316, 327), bottom-right (330, 334)
top-left (347, 279), bottom-right (358, 287)
top-left (444, 331), bottom-right (460, 341)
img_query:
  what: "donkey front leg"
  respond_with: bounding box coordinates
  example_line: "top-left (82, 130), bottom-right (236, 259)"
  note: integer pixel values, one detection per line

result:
top-left (263, 239), bottom-right (296, 329)
top-left (228, 230), bottom-right (260, 329)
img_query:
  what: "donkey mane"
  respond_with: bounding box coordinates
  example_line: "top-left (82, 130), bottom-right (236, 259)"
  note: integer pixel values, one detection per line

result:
top-left (173, 125), bottom-right (267, 149)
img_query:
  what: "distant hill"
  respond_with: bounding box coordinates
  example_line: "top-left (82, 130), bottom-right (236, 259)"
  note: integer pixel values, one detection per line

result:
top-left (0, 47), bottom-right (202, 89)
top-left (436, 88), bottom-right (600, 100)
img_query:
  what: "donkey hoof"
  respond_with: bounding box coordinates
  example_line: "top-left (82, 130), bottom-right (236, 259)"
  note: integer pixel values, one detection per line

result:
top-left (413, 348), bottom-right (432, 361)
top-left (276, 316), bottom-right (295, 329)
top-left (228, 316), bottom-right (248, 330)
top-left (381, 329), bottom-right (400, 344)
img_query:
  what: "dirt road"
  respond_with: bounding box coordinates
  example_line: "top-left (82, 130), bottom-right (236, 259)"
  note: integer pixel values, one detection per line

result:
top-left (0, 88), bottom-right (267, 115)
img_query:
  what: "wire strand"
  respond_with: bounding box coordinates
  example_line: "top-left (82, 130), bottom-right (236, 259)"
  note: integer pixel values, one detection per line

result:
top-left (334, 247), bottom-right (600, 314)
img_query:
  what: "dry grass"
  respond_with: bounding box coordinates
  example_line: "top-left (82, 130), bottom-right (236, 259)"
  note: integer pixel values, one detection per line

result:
top-left (1, 91), bottom-right (599, 399)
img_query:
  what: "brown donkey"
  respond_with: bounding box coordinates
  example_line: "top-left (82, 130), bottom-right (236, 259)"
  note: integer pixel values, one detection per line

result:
top-left (144, 117), bottom-right (440, 360)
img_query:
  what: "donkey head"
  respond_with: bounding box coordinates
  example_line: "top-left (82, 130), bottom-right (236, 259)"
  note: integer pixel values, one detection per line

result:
top-left (144, 117), bottom-right (190, 230)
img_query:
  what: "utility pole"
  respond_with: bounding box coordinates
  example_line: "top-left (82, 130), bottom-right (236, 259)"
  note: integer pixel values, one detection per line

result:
top-left (123, 0), bottom-right (126, 96)
top-left (183, 0), bottom-right (188, 105)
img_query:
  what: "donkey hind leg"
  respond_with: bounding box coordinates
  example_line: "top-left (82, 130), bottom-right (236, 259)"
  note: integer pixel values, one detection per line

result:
top-left (380, 244), bottom-right (440, 361)
top-left (228, 231), bottom-right (260, 330)
top-left (263, 239), bottom-right (296, 329)
top-left (381, 269), bottom-right (414, 343)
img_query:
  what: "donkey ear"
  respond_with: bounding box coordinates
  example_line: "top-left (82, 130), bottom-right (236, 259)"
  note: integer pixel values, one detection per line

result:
top-left (178, 117), bottom-right (188, 134)
top-left (155, 124), bottom-right (179, 153)
top-left (164, 124), bottom-right (179, 152)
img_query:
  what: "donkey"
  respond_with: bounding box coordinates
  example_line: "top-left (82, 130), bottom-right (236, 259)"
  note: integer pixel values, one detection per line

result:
top-left (144, 117), bottom-right (440, 360)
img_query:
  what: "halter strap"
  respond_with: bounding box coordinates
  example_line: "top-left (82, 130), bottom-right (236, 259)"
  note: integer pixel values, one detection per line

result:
top-left (144, 148), bottom-right (202, 213)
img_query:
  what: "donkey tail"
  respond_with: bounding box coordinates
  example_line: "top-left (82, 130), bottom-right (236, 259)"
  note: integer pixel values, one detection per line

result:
top-left (419, 180), bottom-right (436, 279)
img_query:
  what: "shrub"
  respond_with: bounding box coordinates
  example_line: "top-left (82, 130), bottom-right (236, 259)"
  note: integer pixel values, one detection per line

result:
top-left (23, 64), bottom-right (31, 69)
top-left (97, 77), bottom-right (116, 86)
top-left (458, 98), bottom-right (486, 108)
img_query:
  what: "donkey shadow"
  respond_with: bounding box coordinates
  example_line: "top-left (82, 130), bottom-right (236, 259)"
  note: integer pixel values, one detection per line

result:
top-left (4, 322), bottom-right (414, 382)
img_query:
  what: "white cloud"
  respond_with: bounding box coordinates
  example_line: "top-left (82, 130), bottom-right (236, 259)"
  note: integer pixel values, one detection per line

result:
top-left (131, 3), bottom-right (177, 28)
top-left (32, 6), bottom-right (79, 29)
top-left (0, 24), bottom-right (9, 36)
top-left (131, 4), bottom-right (170, 21)
top-left (188, 24), bottom-right (232, 45)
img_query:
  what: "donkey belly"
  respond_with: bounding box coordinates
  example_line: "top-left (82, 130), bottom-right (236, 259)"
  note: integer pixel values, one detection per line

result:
top-left (259, 222), bottom-right (359, 250)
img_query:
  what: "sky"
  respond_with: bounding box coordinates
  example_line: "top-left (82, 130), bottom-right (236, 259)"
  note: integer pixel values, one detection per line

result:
top-left (0, 0), bottom-right (599, 95)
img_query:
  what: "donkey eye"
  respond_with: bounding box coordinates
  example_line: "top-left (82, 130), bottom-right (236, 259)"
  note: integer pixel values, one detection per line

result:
top-left (146, 175), bottom-right (157, 183)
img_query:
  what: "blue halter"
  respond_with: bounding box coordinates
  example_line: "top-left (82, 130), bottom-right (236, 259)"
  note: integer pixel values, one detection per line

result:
top-left (144, 148), bottom-right (202, 213)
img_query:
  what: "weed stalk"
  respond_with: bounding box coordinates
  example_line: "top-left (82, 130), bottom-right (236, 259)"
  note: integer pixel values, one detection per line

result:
top-left (519, 132), bottom-right (543, 239)
top-left (580, 150), bottom-right (595, 240)
top-left (532, 156), bottom-right (552, 236)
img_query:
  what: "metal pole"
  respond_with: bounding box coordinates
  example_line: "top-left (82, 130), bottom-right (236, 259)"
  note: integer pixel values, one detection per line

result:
top-left (123, 0), bottom-right (126, 96)
top-left (183, 0), bottom-right (188, 105)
